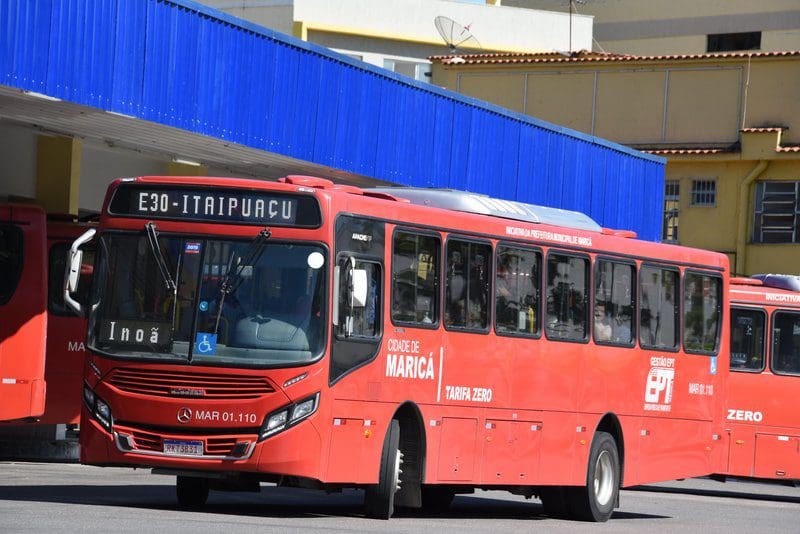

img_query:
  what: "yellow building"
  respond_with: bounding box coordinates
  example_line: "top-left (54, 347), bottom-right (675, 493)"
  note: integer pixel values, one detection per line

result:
top-left (505, 0), bottom-right (800, 55)
top-left (431, 50), bottom-right (800, 275)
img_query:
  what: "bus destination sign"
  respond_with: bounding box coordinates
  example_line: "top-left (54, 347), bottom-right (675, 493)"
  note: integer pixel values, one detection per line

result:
top-left (109, 185), bottom-right (322, 227)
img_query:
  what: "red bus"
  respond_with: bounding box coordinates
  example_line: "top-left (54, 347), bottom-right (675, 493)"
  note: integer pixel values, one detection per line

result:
top-left (723, 274), bottom-right (800, 481)
top-left (0, 203), bottom-right (93, 448)
top-left (67, 175), bottom-right (729, 522)
top-left (0, 204), bottom-right (48, 421)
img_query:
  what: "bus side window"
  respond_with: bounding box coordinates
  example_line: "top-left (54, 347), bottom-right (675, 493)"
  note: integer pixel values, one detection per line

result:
top-left (772, 312), bottom-right (800, 375)
top-left (445, 239), bottom-right (491, 331)
top-left (336, 258), bottom-right (381, 338)
top-left (391, 231), bottom-right (439, 326)
top-left (683, 272), bottom-right (722, 354)
top-left (594, 260), bottom-right (635, 346)
top-left (639, 265), bottom-right (678, 350)
top-left (494, 245), bottom-right (540, 336)
top-left (730, 308), bottom-right (765, 371)
top-left (545, 253), bottom-right (589, 341)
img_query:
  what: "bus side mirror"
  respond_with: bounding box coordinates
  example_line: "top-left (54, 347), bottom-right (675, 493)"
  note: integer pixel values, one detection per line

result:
top-left (64, 228), bottom-right (96, 317)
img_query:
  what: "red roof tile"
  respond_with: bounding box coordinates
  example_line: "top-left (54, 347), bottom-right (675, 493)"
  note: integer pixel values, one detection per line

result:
top-left (431, 50), bottom-right (800, 65)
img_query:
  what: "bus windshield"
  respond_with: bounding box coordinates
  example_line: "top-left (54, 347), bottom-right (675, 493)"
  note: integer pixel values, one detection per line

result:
top-left (88, 231), bottom-right (326, 366)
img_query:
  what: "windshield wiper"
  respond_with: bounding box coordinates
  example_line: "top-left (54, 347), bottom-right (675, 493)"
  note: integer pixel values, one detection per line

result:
top-left (145, 221), bottom-right (177, 292)
top-left (214, 227), bottom-right (271, 333)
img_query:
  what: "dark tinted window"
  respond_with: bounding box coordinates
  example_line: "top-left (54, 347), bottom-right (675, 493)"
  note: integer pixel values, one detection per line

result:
top-left (730, 308), bottom-right (766, 371)
top-left (545, 253), bottom-right (589, 342)
top-left (495, 245), bottom-right (540, 336)
top-left (392, 231), bottom-right (439, 326)
top-left (594, 260), bottom-right (635, 346)
top-left (771, 312), bottom-right (800, 375)
top-left (445, 239), bottom-right (491, 330)
top-left (683, 272), bottom-right (722, 354)
top-left (639, 266), bottom-right (679, 350)
top-left (0, 224), bottom-right (23, 305)
top-left (707, 32), bottom-right (760, 52)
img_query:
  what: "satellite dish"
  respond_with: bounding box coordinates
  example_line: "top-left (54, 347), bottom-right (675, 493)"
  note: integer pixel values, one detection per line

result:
top-left (434, 15), bottom-right (481, 52)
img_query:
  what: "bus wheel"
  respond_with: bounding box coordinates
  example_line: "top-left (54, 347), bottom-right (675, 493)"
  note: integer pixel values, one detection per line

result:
top-left (568, 431), bottom-right (619, 522)
top-left (176, 476), bottom-right (209, 508)
top-left (364, 419), bottom-right (402, 519)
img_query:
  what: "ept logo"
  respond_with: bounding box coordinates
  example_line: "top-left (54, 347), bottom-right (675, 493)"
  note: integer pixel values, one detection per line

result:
top-left (644, 356), bottom-right (676, 412)
top-left (645, 367), bottom-right (675, 404)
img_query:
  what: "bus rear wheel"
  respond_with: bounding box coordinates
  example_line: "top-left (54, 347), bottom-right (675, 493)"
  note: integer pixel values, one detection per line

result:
top-left (568, 431), bottom-right (619, 522)
top-left (176, 476), bottom-right (209, 508)
top-left (364, 419), bottom-right (402, 519)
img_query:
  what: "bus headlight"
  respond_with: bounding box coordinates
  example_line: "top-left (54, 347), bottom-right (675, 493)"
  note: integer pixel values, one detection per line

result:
top-left (259, 392), bottom-right (319, 441)
top-left (83, 384), bottom-right (113, 432)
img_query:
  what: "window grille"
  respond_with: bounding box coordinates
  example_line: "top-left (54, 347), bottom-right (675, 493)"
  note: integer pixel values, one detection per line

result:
top-left (690, 179), bottom-right (716, 207)
top-left (662, 180), bottom-right (679, 242)
top-left (753, 181), bottom-right (800, 244)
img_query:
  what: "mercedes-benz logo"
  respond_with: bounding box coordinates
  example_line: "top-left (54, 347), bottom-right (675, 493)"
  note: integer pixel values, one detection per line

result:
top-left (177, 407), bottom-right (192, 424)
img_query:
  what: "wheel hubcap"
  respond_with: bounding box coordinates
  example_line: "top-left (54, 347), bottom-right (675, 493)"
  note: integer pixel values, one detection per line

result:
top-left (593, 450), bottom-right (614, 506)
top-left (393, 449), bottom-right (404, 491)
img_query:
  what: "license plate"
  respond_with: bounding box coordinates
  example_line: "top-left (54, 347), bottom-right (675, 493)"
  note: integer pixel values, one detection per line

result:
top-left (163, 439), bottom-right (203, 456)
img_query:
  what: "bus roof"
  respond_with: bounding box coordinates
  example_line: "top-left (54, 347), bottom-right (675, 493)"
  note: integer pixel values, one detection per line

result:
top-left (366, 187), bottom-right (602, 233)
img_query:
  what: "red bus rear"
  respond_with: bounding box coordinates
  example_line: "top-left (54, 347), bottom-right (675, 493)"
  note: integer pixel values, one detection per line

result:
top-left (0, 205), bottom-right (94, 461)
top-left (0, 204), bottom-right (48, 421)
top-left (70, 175), bottom-right (730, 521)
top-left (723, 275), bottom-right (800, 481)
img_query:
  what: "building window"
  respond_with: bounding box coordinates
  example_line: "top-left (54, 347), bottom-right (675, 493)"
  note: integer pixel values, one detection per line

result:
top-left (662, 180), bottom-right (680, 242)
top-left (753, 181), bottom-right (800, 243)
top-left (707, 32), bottom-right (761, 52)
top-left (383, 58), bottom-right (429, 82)
top-left (690, 179), bottom-right (716, 207)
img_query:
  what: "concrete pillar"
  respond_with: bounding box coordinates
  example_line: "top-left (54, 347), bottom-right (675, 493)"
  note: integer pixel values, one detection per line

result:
top-left (36, 134), bottom-right (81, 215)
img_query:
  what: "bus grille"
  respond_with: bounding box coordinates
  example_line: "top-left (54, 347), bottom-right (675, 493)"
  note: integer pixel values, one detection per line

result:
top-left (107, 368), bottom-right (275, 399)
top-left (119, 425), bottom-right (255, 456)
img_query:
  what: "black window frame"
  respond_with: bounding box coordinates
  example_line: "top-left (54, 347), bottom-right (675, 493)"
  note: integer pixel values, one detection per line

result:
top-left (593, 257), bottom-right (637, 348)
top-left (770, 310), bottom-right (800, 376)
top-left (544, 250), bottom-right (590, 344)
top-left (390, 227), bottom-right (441, 330)
top-left (682, 270), bottom-right (723, 356)
top-left (443, 236), bottom-right (492, 334)
top-left (729, 306), bottom-right (767, 373)
top-left (493, 242), bottom-right (542, 339)
top-left (638, 263), bottom-right (681, 352)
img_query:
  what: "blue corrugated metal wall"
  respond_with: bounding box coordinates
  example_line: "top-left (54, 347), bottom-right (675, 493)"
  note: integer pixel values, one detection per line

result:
top-left (0, 0), bottom-right (665, 240)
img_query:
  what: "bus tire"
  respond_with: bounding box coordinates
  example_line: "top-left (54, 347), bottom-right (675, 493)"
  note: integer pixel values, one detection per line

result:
top-left (364, 419), bottom-right (402, 519)
top-left (568, 431), bottom-right (619, 522)
top-left (176, 476), bottom-right (209, 508)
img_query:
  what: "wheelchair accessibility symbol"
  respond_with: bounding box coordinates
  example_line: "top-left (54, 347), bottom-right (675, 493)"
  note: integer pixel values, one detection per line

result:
top-left (195, 333), bottom-right (217, 355)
